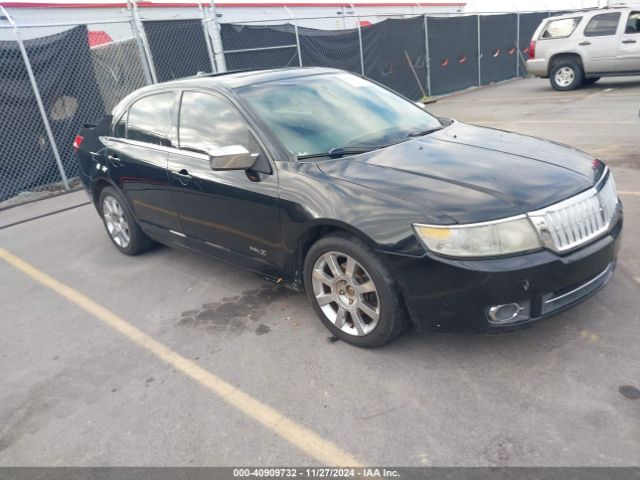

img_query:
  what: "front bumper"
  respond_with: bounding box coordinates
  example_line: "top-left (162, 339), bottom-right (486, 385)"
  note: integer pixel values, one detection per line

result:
top-left (385, 217), bottom-right (622, 333)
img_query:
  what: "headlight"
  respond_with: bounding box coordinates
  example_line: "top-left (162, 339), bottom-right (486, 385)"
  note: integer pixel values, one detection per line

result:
top-left (413, 216), bottom-right (543, 258)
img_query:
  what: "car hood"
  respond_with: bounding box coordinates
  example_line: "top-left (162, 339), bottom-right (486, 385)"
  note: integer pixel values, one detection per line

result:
top-left (317, 121), bottom-right (605, 224)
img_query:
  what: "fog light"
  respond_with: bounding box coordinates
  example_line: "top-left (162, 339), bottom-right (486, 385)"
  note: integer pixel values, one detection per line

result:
top-left (487, 301), bottom-right (531, 324)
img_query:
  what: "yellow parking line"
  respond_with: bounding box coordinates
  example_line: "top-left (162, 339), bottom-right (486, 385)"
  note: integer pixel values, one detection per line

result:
top-left (0, 247), bottom-right (362, 467)
top-left (619, 191), bottom-right (640, 196)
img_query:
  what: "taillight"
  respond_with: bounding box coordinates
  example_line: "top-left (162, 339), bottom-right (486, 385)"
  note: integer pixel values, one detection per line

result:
top-left (73, 135), bottom-right (84, 153)
top-left (529, 40), bottom-right (536, 60)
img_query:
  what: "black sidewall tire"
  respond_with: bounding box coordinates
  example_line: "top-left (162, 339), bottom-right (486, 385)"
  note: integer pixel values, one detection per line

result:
top-left (98, 186), bottom-right (153, 256)
top-left (303, 234), bottom-right (407, 348)
top-left (550, 61), bottom-right (584, 91)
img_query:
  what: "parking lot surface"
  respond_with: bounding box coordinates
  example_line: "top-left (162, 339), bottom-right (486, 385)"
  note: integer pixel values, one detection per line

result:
top-left (1, 77), bottom-right (639, 467)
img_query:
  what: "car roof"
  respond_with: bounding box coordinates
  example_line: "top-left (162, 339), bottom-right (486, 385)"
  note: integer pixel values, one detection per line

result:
top-left (169, 67), bottom-right (338, 89)
top-left (546, 4), bottom-right (637, 21)
top-left (111, 67), bottom-right (339, 117)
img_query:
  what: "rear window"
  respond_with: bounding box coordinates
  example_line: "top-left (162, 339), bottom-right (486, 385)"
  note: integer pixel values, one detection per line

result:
top-left (541, 17), bottom-right (581, 39)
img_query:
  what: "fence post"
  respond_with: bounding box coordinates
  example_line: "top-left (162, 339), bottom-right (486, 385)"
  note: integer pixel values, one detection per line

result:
top-left (516, 11), bottom-right (520, 78)
top-left (198, 0), bottom-right (217, 73)
top-left (285, 7), bottom-right (303, 67)
top-left (357, 15), bottom-right (364, 76)
top-left (423, 14), bottom-right (431, 97)
top-left (208, 0), bottom-right (227, 72)
top-left (477, 12), bottom-right (482, 87)
top-left (127, 0), bottom-right (158, 83)
top-left (1, 8), bottom-right (70, 191)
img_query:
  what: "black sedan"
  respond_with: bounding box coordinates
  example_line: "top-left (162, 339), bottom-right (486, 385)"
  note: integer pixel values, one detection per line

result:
top-left (75, 68), bottom-right (622, 347)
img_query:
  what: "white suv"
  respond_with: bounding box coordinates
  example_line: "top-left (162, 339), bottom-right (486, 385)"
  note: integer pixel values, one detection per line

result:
top-left (526, 5), bottom-right (640, 90)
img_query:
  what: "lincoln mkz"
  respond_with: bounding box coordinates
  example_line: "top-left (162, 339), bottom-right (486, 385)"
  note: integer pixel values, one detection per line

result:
top-left (75, 68), bottom-right (622, 347)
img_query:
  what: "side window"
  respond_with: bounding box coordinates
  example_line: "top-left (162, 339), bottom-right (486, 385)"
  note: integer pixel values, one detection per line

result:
top-left (542, 17), bottom-right (581, 39)
top-left (584, 12), bottom-right (621, 37)
top-left (127, 92), bottom-right (173, 146)
top-left (625, 12), bottom-right (640, 34)
top-left (178, 91), bottom-right (250, 154)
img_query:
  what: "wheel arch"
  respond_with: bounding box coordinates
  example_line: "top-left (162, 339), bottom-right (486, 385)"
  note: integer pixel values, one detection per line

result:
top-left (293, 220), bottom-right (417, 334)
top-left (91, 177), bottom-right (117, 212)
top-left (291, 220), bottom-right (381, 287)
top-left (547, 52), bottom-right (584, 76)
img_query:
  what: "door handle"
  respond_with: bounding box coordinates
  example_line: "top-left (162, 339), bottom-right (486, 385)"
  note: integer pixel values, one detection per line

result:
top-left (171, 169), bottom-right (193, 185)
top-left (622, 39), bottom-right (637, 44)
top-left (579, 41), bottom-right (591, 46)
top-left (107, 154), bottom-right (122, 166)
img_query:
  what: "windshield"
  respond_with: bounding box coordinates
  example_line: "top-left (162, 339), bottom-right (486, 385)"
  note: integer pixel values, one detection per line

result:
top-left (236, 72), bottom-right (442, 158)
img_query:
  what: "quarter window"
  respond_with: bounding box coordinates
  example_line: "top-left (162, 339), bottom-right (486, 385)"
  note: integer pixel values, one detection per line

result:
top-left (584, 12), bottom-right (621, 37)
top-left (542, 17), bottom-right (581, 39)
top-left (127, 92), bottom-right (173, 146)
top-left (625, 12), bottom-right (640, 34)
top-left (178, 91), bottom-right (250, 154)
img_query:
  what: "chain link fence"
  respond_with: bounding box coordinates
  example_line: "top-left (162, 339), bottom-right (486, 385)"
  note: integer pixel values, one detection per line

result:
top-left (0, 4), bottom-right (566, 204)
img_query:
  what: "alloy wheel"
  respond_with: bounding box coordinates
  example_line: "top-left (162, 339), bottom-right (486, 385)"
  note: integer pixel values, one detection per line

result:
top-left (554, 66), bottom-right (575, 88)
top-left (311, 251), bottom-right (380, 336)
top-left (102, 195), bottom-right (131, 248)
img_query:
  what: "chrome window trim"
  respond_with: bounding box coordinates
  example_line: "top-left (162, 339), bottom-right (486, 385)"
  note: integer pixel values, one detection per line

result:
top-left (100, 136), bottom-right (208, 159)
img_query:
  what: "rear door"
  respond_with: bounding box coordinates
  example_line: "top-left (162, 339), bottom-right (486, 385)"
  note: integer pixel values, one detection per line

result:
top-left (579, 12), bottom-right (622, 74)
top-left (168, 89), bottom-right (282, 276)
top-left (103, 90), bottom-right (184, 245)
top-left (617, 10), bottom-right (640, 72)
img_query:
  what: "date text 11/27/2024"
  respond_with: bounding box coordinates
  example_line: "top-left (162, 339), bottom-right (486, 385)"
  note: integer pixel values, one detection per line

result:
top-left (232, 468), bottom-right (400, 478)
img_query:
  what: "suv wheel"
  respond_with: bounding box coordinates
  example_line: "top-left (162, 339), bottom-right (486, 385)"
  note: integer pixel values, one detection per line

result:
top-left (303, 234), bottom-right (407, 347)
top-left (550, 60), bottom-right (584, 91)
top-left (99, 186), bottom-right (154, 255)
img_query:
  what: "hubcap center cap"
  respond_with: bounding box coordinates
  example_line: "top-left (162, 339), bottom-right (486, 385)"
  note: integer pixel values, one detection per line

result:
top-left (334, 279), bottom-right (357, 307)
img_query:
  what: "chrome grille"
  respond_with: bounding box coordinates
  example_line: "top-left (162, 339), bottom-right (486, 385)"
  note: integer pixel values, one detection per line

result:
top-left (529, 171), bottom-right (619, 253)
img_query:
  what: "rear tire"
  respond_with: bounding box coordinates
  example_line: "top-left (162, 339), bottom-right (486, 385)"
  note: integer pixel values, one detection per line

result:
top-left (303, 233), bottom-right (407, 348)
top-left (549, 60), bottom-right (584, 91)
top-left (98, 186), bottom-right (154, 255)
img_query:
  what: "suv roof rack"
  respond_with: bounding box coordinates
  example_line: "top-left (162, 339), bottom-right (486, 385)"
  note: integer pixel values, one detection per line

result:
top-left (603, 2), bottom-right (636, 9)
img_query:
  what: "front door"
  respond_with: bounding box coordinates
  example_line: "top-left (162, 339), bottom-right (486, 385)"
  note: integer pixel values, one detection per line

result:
top-left (617, 11), bottom-right (640, 72)
top-left (104, 91), bottom-right (183, 245)
top-left (579, 12), bottom-right (622, 74)
top-left (168, 90), bottom-right (282, 277)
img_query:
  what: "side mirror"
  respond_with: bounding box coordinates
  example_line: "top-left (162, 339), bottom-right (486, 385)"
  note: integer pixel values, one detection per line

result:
top-left (209, 145), bottom-right (259, 171)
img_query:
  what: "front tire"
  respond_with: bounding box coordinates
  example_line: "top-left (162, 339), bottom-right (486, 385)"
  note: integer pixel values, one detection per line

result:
top-left (303, 234), bottom-right (407, 347)
top-left (98, 186), bottom-right (154, 255)
top-left (549, 60), bottom-right (584, 91)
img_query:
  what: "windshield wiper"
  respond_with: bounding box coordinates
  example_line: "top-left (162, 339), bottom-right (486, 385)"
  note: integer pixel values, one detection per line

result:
top-left (404, 126), bottom-right (445, 138)
top-left (297, 145), bottom-right (381, 160)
